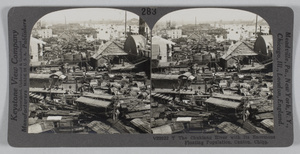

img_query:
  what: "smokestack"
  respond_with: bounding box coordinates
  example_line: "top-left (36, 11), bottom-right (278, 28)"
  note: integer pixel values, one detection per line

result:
top-left (139, 17), bottom-right (146, 36)
top-left (146, 27), bottom-right (148, 40)
top-left (255, 15), bottom-right (258, 36)
top-left (259, 26), bottom-right (262, 33)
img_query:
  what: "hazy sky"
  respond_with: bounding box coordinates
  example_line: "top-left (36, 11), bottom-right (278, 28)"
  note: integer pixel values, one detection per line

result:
top-left (39, 8), bottom-right (139, 24)
top-left (158, 8), bottom-right (266, 24)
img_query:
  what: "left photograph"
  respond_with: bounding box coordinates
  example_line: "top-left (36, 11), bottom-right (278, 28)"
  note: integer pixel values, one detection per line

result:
top-left (28, 8), bottom-right (152, 134)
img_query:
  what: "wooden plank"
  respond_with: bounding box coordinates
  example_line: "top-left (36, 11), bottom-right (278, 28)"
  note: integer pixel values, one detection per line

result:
top-left (205, 97), bottom-right (241, 109)
top-left (130, 118), bottom-right (151, 133)
top-left (152, 125), bottom-right (172, 134)
top-left (261, 119), bottom-right (274, 132)
top-left (217, 122), bottom-right (248, 134)
top-left (83, 92), bottom-right (114, 100)
top-left (45, 110), bottom-right (82, 116)
top-left (28, 122), bottom-right (55, 134)
top-left (87, 121), bottom-right (120, 134)
top-left (255, 112), bottom-right (274, 120)
top-left (153, 88), bottom-right (196, 95)
top-left (151, 74), bottom-right (180, 80)
top-left (76, 97), bottom-right (112, 108)
top-left (29, 87), bottom-right (67, 94)
top-left (212, 93), bottom-right (244, 101)
top-left (125, 111), bottom-right (150, 119)
top-left (242, 120), bottom-right (268, 134)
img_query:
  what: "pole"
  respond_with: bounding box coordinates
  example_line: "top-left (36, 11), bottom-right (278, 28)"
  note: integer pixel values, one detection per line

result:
top-left (255, 15), bottom-right (258, 36)
top-left (125, 11), bottom-right (127, 37)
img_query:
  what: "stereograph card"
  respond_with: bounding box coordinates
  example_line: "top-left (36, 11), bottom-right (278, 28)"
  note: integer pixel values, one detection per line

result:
top-left (7, 7), bottom-right (293, 147)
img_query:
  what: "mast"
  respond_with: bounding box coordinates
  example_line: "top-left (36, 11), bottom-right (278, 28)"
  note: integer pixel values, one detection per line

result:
top-left (255, 15), bottom-right (258, 37)
top-left (194, 17), bottom-right (197, 32)
top-left (125, 11), bottom-right (127, 37)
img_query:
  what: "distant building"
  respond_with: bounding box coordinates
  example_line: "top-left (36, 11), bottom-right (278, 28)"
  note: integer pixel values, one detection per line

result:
top-left (85, 34), bottom-right (96, 42)
top-left (181, 24), bottom-right (211, 35)
top-left (225, 24), bottom-right (270, 41)
top-left (225, 25), bottom-right (254, 41)
top-left (96, 25), bottom-right (138, 41)
top-left (187, 32), bottom-right (202, 41)
top-left (36, 29), bottom-right (53, 38)
top-left (215, 35), bottom-right (226, 42)
top-left (152, 36), bottom-right (175, 63)
top-left (226, 27), bottom-right (242, 41)
top-left (30, 37), bottom-right (46, 62)
top-left (166, 29), bottom-right (182, 39)
top-left (57, 31), bottom-right (80, 43)
top-left (187, 32), bottom-right (214, 43)
top-left (97, 26), bottom-right (112, 41)
top-left (220, 41), bottom-right (257, 70)
top-left (91, 41), bottom-right (128, 68)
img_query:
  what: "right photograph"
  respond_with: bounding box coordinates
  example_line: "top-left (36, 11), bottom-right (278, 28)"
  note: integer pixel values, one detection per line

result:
top-left (150, 8), bottom-right (274, 134)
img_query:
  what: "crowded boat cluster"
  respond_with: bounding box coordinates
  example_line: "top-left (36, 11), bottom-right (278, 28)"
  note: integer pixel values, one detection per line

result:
top-left (28, 9), bottom-right (274, 134)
